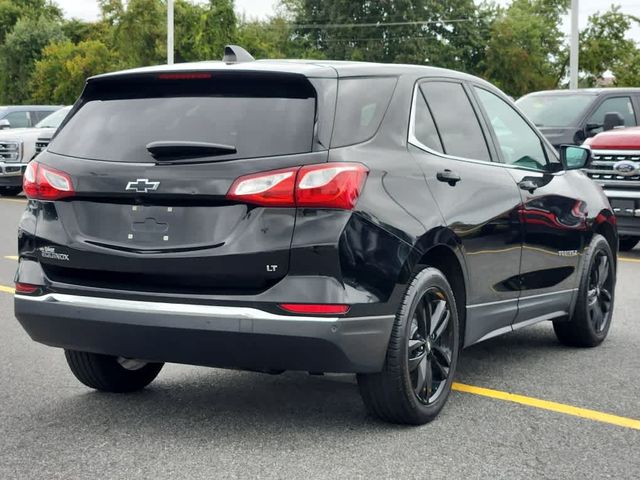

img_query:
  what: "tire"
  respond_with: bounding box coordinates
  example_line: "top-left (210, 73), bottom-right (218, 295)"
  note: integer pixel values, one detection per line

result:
top-left (0, 186), bottom-right (22, 196)
top-left (65, 350), bottom-right (164, 393)
top-left (357, 267), bottom-right (460, 425)
top-left (553, 234), bottom-right (615, 348)
top-left (618, 237), bottom-right (638, 252)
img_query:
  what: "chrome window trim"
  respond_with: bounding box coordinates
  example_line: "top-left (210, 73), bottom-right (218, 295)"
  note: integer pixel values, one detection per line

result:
top-left (408, 83), bottom-right (564, 176)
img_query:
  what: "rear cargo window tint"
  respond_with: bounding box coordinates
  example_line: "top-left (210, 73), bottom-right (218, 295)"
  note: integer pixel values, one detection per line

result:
top-left (48, 76), bottom-right (316, 163)
top-left (331, 77), bottom-right (397, 148)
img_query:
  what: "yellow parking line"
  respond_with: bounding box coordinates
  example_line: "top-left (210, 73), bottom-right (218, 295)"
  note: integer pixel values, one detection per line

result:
top-left (4, 255), bottom-right (18, 261)
top-left (0, 282), bottom-right (636, 430)
top-left (619, 257), bottom-right (640, 263)
top-left (0, 198), bottom-right (26, 204)
top-left (453, 382), bottom-right (640, 430)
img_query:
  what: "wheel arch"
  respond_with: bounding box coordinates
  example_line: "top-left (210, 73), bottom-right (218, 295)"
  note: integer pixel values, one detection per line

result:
top-left (593, 209), bottom-right (618, 258)
top-left (413, 242), bottom-right (468, 347)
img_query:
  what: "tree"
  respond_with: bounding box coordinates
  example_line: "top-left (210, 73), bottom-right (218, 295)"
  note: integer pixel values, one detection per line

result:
top-left (0, 15), bottom-right (65, 103)
top-left (30, 39), bottom-right (118, 104)
top-left (280, 0), bottom-right (496, 72)
top-left (0, 0), bottom-right (61, 43)
top-left (101, 0), bottom-right (166, 67)
top-left (193, 0), bottom-right (236, 60)
top-left (236, 15), bottom-right (303, 59)
top-left (579, 7), bottom-right (638, 86)
top-left (97, 0), bottom-right (236, 66)
top-left (484, 0), bottom-right (569, 97)
top-left (614, 48), bottom-right (640, 87)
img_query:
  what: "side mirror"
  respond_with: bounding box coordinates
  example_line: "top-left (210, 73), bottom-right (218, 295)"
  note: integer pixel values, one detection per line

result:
top-left (560, 145), bottom-right (591, 170)
top-left (0, 119), bottom-right (10, 129)
top-left (603, 112), bottom-right (624, 131)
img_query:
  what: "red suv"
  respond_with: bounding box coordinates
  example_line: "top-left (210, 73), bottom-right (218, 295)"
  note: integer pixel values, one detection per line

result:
top-left (584, 127), bottom-right (640, 250)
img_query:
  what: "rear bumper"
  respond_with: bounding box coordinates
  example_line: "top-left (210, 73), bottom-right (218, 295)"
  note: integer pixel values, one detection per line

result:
top-left (14, 293), bottom-right (394, 373)
top-left (603, 190), bottom-right (640, 237)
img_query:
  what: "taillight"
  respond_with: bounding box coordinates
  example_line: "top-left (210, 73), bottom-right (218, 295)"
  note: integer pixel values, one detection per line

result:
top-left (226, 168), bottom-right (297, 206)
top-left (15, 282), bottom-right (40, 295)
top-left (226, 163), bottom-right (368, 209)
top-left (279, 304), bottom-right (350, 315)
top-left (296, 163), bottom-right (368, 209)
top-left (23, 161), bottom-right (74, 201)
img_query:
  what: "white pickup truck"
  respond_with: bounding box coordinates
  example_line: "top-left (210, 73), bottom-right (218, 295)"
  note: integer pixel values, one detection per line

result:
top-left (0, 106), bottom-right (71, 196)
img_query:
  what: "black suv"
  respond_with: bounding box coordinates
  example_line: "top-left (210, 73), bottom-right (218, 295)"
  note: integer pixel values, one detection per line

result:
top-left (14, 49), bottom-right (618, 425)
top-left (516, 88), bottom-right (640, 147)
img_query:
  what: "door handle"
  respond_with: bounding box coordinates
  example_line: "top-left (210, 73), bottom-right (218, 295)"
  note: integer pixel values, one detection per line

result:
top-left (518, 179), bottom-right (538, 193)
top-left (436, 169), bottom-right (461, 186)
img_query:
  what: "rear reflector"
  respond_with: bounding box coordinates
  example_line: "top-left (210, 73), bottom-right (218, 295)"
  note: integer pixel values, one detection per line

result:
top-left (279, 304), bottom-right (350, 314)
top-left (23, 161), bottom-right (74, 201)
top-left (15, 282), bottom-right (39, 294)
top-left (226, 162), bottom-right (368, 209)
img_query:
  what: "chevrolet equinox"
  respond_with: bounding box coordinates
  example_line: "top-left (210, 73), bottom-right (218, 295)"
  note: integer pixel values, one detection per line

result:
top-left (14, 47), bottom-right (618, 425)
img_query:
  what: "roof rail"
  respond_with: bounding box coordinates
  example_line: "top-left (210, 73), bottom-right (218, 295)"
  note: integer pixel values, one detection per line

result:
top-left (222, 45), bottom-right (255, 64)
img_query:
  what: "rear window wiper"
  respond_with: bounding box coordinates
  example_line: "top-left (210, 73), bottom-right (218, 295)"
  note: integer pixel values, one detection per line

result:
top-left (146, 141), bottom-right (237, 160)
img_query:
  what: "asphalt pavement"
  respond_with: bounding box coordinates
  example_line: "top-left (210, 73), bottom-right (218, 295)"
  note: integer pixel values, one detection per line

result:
top-left (0, 196), bottom-right (638, 479)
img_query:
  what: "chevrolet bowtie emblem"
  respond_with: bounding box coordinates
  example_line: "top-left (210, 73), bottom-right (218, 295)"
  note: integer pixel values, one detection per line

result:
top-left (125, 179), bottom-right (160, 193)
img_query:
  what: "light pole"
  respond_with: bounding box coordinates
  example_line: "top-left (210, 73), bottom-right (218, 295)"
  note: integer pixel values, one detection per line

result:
top-left (570, 0), bottom-right (579, 89)
top-left (167, 0), bottom-right (174, 65)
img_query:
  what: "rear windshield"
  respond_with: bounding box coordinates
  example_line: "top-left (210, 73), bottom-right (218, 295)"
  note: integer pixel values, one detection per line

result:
top-left (48, 74), bottom-right (317, 162)
top-left (516, 93), bottom-right (596, 128)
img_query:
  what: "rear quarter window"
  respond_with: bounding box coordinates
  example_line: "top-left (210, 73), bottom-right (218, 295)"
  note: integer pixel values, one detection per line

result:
top-left (331, 77), bottom-right (397, 148)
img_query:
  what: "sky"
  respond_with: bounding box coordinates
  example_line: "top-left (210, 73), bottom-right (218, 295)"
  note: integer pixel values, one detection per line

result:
top-left (56, 0), bottom-right (640, 40)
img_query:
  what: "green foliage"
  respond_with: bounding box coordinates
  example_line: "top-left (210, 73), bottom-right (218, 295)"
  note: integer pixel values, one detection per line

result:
top-left (0, 15), bottom-right (65, 103)
top-left (1, 0), bottom-right (640, 105)
top-left (615, 48), bottom-right (640, 88)
top-left (106, 0), bottom-right (166, 67)
top-left (236, 15), bottom-right (308, 59)
top-left (484, 0), bottom-right (569, 97)
top-left (193, 0), bottom-right (236, 60)
top-left (30, 39), bottom-right (118, 104)
top-left (0, 0), bottom-right (61, 43)
top-left (282, 0), bottom-right (497, 72)
top-left (579, 7), bottom-right (638, 87)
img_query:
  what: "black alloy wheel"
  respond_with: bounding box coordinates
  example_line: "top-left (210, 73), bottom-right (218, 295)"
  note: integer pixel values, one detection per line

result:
top-left (357, 267), bottom-right (460, 425)
top-left (408, 288), bottom-right (454, 405)
top-left (586, 251), bottom-right (613, 334)
top-left (553, 234), bottom-right (615, 348)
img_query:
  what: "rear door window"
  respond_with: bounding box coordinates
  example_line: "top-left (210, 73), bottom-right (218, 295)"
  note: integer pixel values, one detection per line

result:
top-left (420, 81), bottom-right (491, 161)
top-left (48, 75), bottom-right (317, 163)
top-left (331, 77), bottom-right (397, 148)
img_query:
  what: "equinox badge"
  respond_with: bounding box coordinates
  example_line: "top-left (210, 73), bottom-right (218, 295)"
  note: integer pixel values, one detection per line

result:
top-left (126, 179), bottom-right (160, 193)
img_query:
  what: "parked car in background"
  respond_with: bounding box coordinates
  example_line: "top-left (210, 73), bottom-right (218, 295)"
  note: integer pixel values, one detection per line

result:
top-left (14, 49), bottom-right (618, 425)
top-left (0, 106), bottom-right (71, 196)
top-left (584, 127), bottom-right (640, 251)
top-left (516, 88), bottom-right (640, 148)
top-left (0, 105), bottom-right (63, 130)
